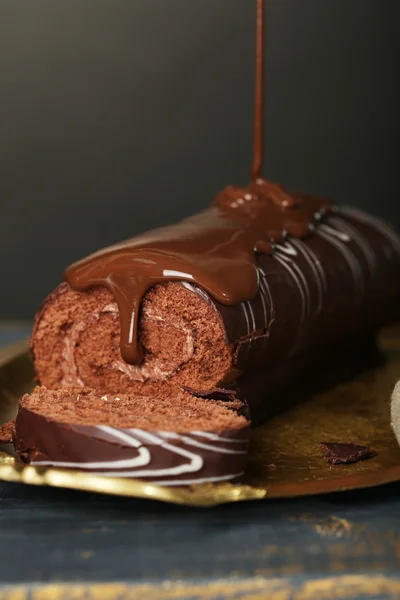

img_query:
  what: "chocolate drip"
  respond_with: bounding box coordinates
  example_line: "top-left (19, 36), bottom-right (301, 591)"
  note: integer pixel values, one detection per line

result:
top-left (64, 1), bottom-right (331, 365)
top-left (65, 180), bottom-right (330, 365)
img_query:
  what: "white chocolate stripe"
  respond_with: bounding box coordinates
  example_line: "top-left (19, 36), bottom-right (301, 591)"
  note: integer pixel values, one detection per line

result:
top-left (317, 226), bottom-right (364, 298)
top-left (241, 301), bottom-right (250, 335)
top-left (290, 238), bottom-right (324, 314)
top-left (257, 277), bottom-right (268, 331)
top-left (191, 431), bottom-right (247, 444)
top-left (127, 429), bottom-right (167, 445)
top-left (328, 216), bottom-right (377, 274)
top-left (300, 242), bottom-right (328, 292)
top-left (124, 429), bottom-right (205, 477)
top-left (318, 223), bottom-right (350, 242)
top-left (246, 301), bottom-right (256, 333)
top-left (180, 281), bottom-right (213, 305)
top-left (157, 432), bottom-right (247, 454)
top-left (278, 246), bottom-right (312, 317)
top-left (318, 224), bottom-right (364, 286)
top-left (31, 427), bottom-right (247, 483)
top-left (258, 267), bottom-right (275, 321)
top-left (273, 254), bottom-right (307, 325)
top-left (274, 241), bottom-right (298, 256)
top-left (99, 425), bottom-right (143, 447)
top-left (33, 427), bottom-right (203, 477)
top-left (32, 446), bottom-right (151, 470)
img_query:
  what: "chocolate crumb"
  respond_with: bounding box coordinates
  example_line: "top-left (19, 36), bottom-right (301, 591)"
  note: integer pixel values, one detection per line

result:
top-left (318, 442), bottom-right (377, 464)
top-left (0, 420), bottom-right (15, 444)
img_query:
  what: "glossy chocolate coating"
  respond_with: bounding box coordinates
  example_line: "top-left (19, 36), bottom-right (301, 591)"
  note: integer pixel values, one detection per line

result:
top-left (14, 406), bottom-right (250, 486)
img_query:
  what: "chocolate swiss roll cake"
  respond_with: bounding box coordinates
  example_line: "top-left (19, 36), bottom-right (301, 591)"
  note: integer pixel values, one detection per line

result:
top-left (30, 181), bottom-right (400, 421)
top-left (14, 387), bottom-right (250, 485)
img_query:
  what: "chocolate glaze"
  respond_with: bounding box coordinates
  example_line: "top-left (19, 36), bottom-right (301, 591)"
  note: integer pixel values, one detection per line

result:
top-left (14, 405), bottom-right (250, 486)
top-left (210, 208), bottom-right (400, 371)
top-left (65, 182), bottom-right (330, 365)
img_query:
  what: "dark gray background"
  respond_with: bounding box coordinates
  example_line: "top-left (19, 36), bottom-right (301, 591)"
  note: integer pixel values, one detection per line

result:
top-left (0, 0), bottom-right (399, 318)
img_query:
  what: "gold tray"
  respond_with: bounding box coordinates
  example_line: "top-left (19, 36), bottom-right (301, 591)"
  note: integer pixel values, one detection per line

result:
top-left (1, 329), bottom-right (400, 507)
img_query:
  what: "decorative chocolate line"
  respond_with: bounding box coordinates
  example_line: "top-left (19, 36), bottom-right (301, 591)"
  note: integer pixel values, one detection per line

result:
top-left (258, 266), bottom-right (275, 332)
top-left (319, 223), bottom-right (351, 243)
top-left (274, 242), bottom-right (298, 257)
top-left (257, 278), bottom-right (268, 335)
top-left (33, 428), bottom-right (151, 471)
top-left (275, 246), bottom-right (312, 317)
top-left (241, 302), bottom-right (251, 336)
top-left (316, 226), bottom-right (364, 300)
top-left (31, 426), bottom-right (247, 484)
top-left (293, 238), bottom-right (327, 291)
top-left (290, 238), bottom-right (324, 314)
top-left (273, 253), bottom-right (307, 327)
top-left (100, 428), bottom-right (203, 478)
top-left (246, 301), bottom-right (257, 334)
top-left (157, 432), bottom-right (247, 455)
top-left (241, 211), bottom-right (399, 344)
top-left (327, 216), bottom-right (377, 274)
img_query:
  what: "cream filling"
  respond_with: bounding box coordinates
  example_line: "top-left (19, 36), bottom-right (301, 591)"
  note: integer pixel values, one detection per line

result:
top-left (60, 301), bottom-right (195, 387)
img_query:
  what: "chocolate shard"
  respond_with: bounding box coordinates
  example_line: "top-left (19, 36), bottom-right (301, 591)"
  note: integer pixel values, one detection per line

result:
top-left (318, 442), bottom-right (377, 464)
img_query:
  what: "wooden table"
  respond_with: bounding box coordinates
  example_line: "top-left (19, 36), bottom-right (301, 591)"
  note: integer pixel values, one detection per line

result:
top-left (1, 324), bottom-right (400, 599)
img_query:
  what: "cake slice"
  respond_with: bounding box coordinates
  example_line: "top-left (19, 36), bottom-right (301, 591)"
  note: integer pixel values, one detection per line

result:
top-left (14, 386), bottom-right (250, 486)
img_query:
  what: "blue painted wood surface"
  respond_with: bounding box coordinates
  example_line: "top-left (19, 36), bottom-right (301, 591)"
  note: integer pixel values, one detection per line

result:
top-left (1, 325), bottom-right (400, 599)
top-left (0, 322), bottom-right (32, 347)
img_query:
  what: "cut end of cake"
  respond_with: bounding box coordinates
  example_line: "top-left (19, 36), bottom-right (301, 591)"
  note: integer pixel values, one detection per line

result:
top-left (31, 282), bottom-right (235, 394)
top-left (19, 386), bottom-right (249, 433)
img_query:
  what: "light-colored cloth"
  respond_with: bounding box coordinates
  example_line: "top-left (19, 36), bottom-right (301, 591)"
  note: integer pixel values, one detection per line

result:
top-left (391, 381), bottom-right (400, 445)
